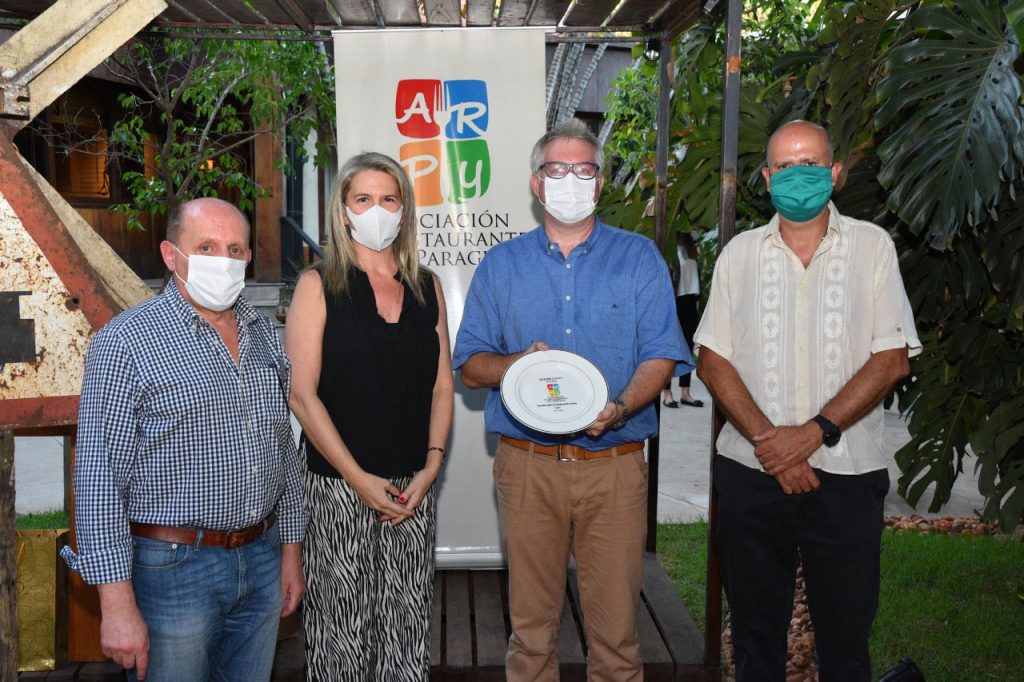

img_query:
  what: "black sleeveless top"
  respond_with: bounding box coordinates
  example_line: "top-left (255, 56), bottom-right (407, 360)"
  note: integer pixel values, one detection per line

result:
top-left (305, 267), bottom-right (440, 478)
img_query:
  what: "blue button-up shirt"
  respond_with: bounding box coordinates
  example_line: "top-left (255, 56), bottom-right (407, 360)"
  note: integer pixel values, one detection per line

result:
top-left (452, 221), bottom-right (692, 448)
top-left (61, 283), bottom-right (306, 585)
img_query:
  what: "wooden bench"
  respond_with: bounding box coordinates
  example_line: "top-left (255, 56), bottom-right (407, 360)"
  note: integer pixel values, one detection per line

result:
top-left (20, 554), bottom-right (710, 681)
top-left (430, 553), bottom-right (709, 681)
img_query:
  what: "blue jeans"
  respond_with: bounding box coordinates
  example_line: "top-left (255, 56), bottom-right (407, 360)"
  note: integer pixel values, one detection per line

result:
top-left (128, 523), bottom-right (283, 682)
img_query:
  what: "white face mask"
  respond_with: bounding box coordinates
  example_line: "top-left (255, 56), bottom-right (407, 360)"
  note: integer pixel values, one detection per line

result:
top-left (173, 245), bottom-right (247, 312)
top-left (346, 205), bottom-right (403, 252)
top-left (542, 174), bottom-right (597, 224)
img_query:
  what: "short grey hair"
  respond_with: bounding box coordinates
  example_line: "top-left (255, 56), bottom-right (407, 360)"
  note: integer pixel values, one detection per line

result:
top-left (766, 119), bottom-right (835, 165)
top-left (530, 118), bottom-right (604, 173)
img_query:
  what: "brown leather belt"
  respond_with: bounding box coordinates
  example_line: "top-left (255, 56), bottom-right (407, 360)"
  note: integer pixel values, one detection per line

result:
top-left (500, 436), bottom-right (644, 462)
top-left (130, 513), bottom-right (276, 550)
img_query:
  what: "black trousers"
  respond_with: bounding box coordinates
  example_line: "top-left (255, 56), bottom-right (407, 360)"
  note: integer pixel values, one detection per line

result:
top-left (676, 294), bottom-right (699, 388)
top-left (714, 456), bottom-right (889, 682)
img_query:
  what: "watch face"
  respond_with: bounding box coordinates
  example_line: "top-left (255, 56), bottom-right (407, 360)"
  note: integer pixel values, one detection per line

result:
top-left (823, 428), bottom-right (841, 447)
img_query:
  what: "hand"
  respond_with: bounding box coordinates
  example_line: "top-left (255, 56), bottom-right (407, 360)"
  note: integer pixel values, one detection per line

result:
top-left (98, 583), bottom-right (150, 679)
top-left (752, 422), bottom-right (822, 475)
top-left (521, 340), bottom-right (549, 356)
top-left (393, 465), bottom-right (440, 525)
top-left (774, 461), bottom-right (821, 495)
top-left (585, 401), bottom-right (622, 438)
top-left (280, 543), bottom-right (305, 617)
top-left (349, 471), bottom-right (414, 524)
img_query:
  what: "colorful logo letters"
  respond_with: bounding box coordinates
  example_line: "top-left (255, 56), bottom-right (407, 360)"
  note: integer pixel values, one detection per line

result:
top-left (396, 79), bottom-right (490, 206)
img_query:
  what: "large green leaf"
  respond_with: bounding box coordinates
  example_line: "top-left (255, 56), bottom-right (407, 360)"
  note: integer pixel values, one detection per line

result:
top-left (823, 0), bottom-right (915, 162)
top-left (876, 1), bottom-right (1024, 248)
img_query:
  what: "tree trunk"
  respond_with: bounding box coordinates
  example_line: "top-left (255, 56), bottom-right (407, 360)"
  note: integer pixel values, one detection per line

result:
top-left (0, 430), bottom-right (17, 681)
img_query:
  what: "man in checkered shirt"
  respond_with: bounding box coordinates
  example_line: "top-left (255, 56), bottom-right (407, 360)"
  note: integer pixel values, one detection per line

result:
top-left (61, 198), bottom-right (306, 681)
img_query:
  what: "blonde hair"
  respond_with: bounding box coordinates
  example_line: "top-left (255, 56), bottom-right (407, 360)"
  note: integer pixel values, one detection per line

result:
top-left (320, 152), bottom-right (425, 303)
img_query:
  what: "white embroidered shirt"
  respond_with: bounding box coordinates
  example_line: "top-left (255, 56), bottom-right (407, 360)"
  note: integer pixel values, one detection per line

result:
top-left (694, 203), bottom-right (922, 475)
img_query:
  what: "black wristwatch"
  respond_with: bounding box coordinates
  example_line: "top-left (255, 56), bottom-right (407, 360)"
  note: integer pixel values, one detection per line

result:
top-left (811, 414), bottom-right (841, 447)
top-left (611, 398), bottom-right (630, 429)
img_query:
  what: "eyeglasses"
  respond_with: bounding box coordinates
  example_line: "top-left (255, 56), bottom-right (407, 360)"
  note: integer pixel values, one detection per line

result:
top-left (538, 161), bottom-right (601, 180)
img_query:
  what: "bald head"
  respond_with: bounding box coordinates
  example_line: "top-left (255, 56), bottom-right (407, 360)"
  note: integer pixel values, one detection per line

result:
top-left (167, 198), bottom-right (251, 245)
top-left (766, 120), bottom-right (834, 170)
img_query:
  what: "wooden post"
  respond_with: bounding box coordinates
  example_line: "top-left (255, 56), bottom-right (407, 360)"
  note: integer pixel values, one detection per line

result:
top-left (0, 430), bottom-right (17, 681)
top-left (254, 130), bottom-right (284, 282)
top-left (646, 33), bottom-right (674, 554)
top-left (705, 0), bottom-right (743, 670)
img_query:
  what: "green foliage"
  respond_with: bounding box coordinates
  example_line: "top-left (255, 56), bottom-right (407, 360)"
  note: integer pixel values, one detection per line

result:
top-left (602, 0), bottom-right (1024, 530)
top-left (871, 530), bottom-right (1024, 680)
top-left (16, 510), bottom-right (70, 530)
top-left (655, 519), bottom-right (720, 632)
top-left (659, 522), bottom-right (1024, 678)
top-left (104, 31), bottom-right (335, 227)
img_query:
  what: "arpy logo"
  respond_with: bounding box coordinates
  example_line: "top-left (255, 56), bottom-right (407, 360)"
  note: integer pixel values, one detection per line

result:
top-left (396, 79), bottom-right (490, 206)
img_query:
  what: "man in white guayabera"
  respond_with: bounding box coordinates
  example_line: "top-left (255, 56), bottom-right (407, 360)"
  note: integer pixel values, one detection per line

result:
top-left (454, 119), bottom-right (690, 681)
top-left (62, 198), bottom-right (306, 682)
top-left (695, 120), bottom-right (921, 681)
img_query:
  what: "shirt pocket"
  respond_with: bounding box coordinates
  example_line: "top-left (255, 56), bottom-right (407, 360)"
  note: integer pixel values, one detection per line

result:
top-left (247, 354), bottom-right (290, 425)
top-left (587, 301), bottom-right (630, 351)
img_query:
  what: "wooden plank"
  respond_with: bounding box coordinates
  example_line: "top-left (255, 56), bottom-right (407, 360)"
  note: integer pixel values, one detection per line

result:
top-left (634, 589), bottom-right (675, 663)
top-left (606, 0), bottom-right (674, 26)
top-left (76, 662), bottom-right (124, 681)
top-left (561, 0), bottom-right (611, 27)
top-left (642, 552), bottom-right (704, 667)
top-left (423, 0), bottom-right (460, 26)
top-left (444, 571), bottom-right (473, 670)
top-left (465, 0), bottom-right (494, 26)
top-left (470, 571), bottom-right (507, 668)
top-left (327, 0), bottom-right (377, 26)
top-left (0, 432), bottom-right (13, 681)
top-left (379, 0), bottom-right (420, 26)
top-left (429, 571), bottom-right (443, 668)
top-left (528, 0), bottom-right (572, 26)
top-left (495, 0), bottom-right (529, 26)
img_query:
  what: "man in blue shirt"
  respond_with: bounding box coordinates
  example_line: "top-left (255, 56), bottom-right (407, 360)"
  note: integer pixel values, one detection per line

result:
top-left (62, 198), bottom-right (306, 681)
top-left (453, 119), bottom-right (690, 681)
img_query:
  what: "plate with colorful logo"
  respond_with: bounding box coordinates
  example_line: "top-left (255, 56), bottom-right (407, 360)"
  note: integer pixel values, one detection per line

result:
top-left (500, 350), bottom-right (609, 434)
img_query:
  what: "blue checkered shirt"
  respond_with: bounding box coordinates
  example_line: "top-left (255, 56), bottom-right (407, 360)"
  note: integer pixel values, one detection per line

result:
top-left (61, 283), bottom-right (307, 585)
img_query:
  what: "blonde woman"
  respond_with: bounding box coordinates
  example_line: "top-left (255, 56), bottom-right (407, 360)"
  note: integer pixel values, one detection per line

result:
top-left (285, 152), bottom-right (453, 680)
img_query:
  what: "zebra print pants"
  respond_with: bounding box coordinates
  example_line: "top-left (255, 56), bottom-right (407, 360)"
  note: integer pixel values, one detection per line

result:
top-left (302, 471), bottom-right (437, 681)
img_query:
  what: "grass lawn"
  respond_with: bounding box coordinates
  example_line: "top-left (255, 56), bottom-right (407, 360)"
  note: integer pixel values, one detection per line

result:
top-left (15, 509), bottom-right (70, 529)
top-left (656, 521), bottom-right (1024, 681)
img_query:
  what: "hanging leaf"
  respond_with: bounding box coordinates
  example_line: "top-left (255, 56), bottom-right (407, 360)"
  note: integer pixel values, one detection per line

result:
top-left (876, 1), bottom-right (1024, 247)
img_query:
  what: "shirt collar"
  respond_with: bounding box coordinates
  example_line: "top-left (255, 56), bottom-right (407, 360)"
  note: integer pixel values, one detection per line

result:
top-left (161, 279), bottom-right (258, 327)
top-left (537, 218), bottom-right (606, 256)
top-left (764, 201), bottom-right (842, 248)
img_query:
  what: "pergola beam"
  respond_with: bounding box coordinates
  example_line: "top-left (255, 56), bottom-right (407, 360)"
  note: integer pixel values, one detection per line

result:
top-left (0, 0), bottom-right (167, 126)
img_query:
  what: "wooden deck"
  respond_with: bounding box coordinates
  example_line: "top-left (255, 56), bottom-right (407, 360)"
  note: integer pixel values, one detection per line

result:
top-left (20, 553), bottom-right (712, 681)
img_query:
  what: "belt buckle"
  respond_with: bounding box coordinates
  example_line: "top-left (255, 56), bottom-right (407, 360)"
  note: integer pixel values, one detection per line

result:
top-left (556, 444), bottom-right (577, 462)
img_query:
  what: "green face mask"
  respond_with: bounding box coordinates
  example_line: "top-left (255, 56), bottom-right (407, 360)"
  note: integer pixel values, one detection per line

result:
top-left (768, 165), bottom-right (834, 222)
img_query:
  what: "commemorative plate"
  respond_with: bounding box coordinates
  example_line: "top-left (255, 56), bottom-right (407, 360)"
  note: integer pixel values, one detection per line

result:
top-left (500, 350), bottom-right (609, 435)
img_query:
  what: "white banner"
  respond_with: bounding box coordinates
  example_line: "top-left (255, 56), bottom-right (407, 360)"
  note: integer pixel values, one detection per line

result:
top-left (334, 28), bottom-right (548, 567)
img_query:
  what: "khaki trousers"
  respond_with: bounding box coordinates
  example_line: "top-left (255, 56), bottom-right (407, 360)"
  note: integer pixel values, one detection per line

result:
top-left (493, 440), bottom-right (648, 681)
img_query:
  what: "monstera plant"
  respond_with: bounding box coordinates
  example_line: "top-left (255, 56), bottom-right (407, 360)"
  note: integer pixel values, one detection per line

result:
top-left (600, 0), bottom-right (1024, 532)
